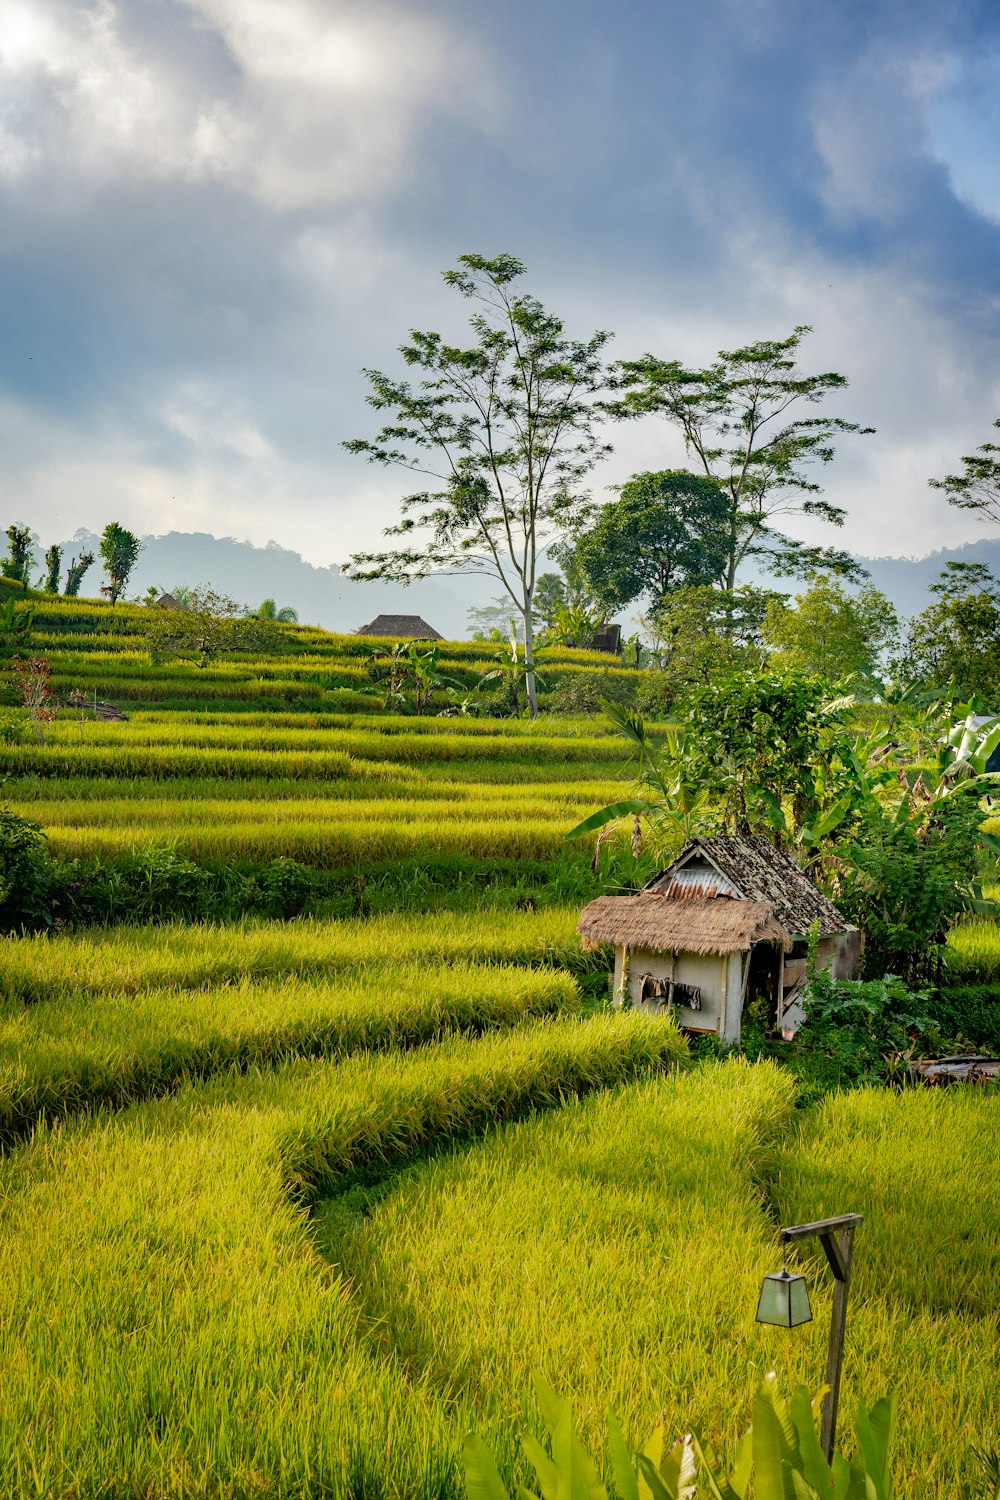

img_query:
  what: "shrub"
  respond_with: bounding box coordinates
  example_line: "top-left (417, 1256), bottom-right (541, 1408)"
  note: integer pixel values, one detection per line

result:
top-left (547, 670), bottom-right (638, 715)
top-left (0, 806), bottom-right (53, 930)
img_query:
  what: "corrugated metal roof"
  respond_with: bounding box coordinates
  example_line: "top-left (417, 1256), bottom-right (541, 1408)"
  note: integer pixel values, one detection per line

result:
top-left (645, 836), bottom-right (854, 938)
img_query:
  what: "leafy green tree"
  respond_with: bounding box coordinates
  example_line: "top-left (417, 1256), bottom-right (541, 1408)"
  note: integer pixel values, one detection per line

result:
top-left (835, 788), bottom-right (992, 985)
top-left (644, 583), bottom-right (776, 690)
top-left (533, 572), bottom-right (567, 630)
top-left (43, 544), bottom-right (62, 593)
top-left (343, 253), bottom-right (612, 718)
top-left (930, 418), bottom-right (1000, 523)
top-left (576, 469), bottom-right (729, 612)
top-left (145, 586), bottom-right (279, 668)
top-left (256, 598), bottom-right (299, 623)
top-left (99, 523), bottom-right (142, 606)
top-left (763, 575), bottom-right (898, 682)
top-left (612, 327), bottom-right (872, 589)
top-left (63, 551), bottom-right (95, 597)
top-left (901, 564), bottom-right (1000, 699)
top-left (2, 526), bottom-right (34, 586)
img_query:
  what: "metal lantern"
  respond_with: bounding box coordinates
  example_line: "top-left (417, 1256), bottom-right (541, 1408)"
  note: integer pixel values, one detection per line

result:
top-left (756, 1269), bottom-right (813, 1327)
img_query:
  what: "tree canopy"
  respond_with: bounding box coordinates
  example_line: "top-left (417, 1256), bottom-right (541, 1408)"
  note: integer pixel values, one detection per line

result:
top-left (929, 419), bottom-right (1000, 524)
top-left (610, 327), bottom-right (872, 590)
top-left (575, 469), bottom-right (729, 612)
top-left (762, 575), bottom-right (898, 683)
top-left (902, 563), bottom-right (1000, 701)
top-left (99, 523), bottom-right (142, 607)
top-left (343, 252), bottom-right (612, 716)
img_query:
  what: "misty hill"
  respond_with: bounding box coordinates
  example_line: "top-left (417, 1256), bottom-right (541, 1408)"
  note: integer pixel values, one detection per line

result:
top-left (54, 530), bottom-right (483, 639)
top-left (44, 528), bottom-right (1000, 637)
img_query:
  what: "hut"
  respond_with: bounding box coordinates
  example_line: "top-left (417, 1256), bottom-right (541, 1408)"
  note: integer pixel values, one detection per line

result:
top-left (577, 835), bottom-right (862, 1044)
top-left (355, 614), bottom-right (443, 640)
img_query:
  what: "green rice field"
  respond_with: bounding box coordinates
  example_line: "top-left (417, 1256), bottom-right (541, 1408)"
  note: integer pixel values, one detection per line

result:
top-left (0, 590), bottom-right (997, 1496)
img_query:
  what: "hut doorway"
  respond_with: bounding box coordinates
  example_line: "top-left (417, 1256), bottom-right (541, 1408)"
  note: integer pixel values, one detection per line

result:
top-left (743, 942), bottom-right (784, 1028)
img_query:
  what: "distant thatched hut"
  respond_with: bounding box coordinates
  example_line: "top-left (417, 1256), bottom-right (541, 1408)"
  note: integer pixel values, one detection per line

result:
top-left (356, 614), bottom-right (443, 640)
top-left (578, 835), bottom-right (861, 1044)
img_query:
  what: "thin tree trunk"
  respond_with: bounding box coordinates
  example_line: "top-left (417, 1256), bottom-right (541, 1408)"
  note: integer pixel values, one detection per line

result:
top-left (522, 594), bottom-right (538, 720)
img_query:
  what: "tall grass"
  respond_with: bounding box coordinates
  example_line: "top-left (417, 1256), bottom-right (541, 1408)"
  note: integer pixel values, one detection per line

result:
top-left (315, 1061), bottom-right (800, 1475)
top-left (0, 1013), bottom-right (683, 1500)
top-left (0, 962), bottom-right (580, 1143)
top-left (0, 907), bottom-right (585, 1003)
top-left (772, 1085), bottom-right (1000, 1489)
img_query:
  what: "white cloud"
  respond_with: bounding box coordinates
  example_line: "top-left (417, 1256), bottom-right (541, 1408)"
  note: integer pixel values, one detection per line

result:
top-left (0, 0), bottom-right (500, 208)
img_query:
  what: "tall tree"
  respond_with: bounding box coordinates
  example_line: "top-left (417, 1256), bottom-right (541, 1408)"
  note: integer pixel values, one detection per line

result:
top-left (2, 526), bottom-right (34, 586)
top-left (763, 575), bottom-right (898, 683)
top-left (99, 523), bottom-right (142, 606)
top-left (901, 563), bottom-right (1000, 699)
top-left (343, 253), bottom-right (611, 717)
top-left (43, 544), bottom-right (62, 593)
top-left (63, 551), bottom-right (95, 597)
top-left (611, 327), bottom-right (872, 590)
top-left (929, 419), bottom-right (1000, 523)
top-left (575, 469), bottom-right (728, 612)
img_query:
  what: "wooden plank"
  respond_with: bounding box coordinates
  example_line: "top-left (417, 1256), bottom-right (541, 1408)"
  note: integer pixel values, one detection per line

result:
top-left (778, 1213), bottom-right (863, 1243)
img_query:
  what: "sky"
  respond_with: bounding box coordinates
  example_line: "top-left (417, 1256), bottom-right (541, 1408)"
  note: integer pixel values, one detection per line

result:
top-left (2, 0), bottom-right (1000, 573)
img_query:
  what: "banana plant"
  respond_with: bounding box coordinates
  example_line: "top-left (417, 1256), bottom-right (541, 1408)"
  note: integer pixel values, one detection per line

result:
top-left (463, 1373), bottom-right (897, 1500)
top-left (565, 704), bottom-right (714, 857)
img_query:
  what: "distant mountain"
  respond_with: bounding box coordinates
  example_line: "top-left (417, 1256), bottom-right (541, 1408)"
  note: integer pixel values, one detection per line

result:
top-left (34, 528), bottom-right (1000, 637)
top-left (51, 529), bottom-right (483, 639)
top-left (854, 538), bottom-right (1000, 619)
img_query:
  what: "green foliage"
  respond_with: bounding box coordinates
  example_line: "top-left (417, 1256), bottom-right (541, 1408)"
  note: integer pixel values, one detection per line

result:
top-left (901, 564), bottom-right (1000, 699)
top-left (0, 805), bottom-right (52, 931)
top-left (680, 671), bottom-right (861, 840)
top-left (344, 253), bottom-right (612, 716)
top-left (62, 549), bottom-right (94, 597)
top-left (145, 585), bottom-right (281, 666)
top-left (547, 669), bottom-right (639, 715)
top-left (764, 576), bottom-right (899, 683)
top-left (43, 543), bottom-right (62, 593)
top-left (99, 522), bottom-right (142, 606)
top-left (644, 584), bottom-right (775, 690)
top-left (0, 596), bottom-right (35, 653)
top-left (464, 1372), bottom-right (897, 1500)
top-left (612, 327), bottom-right (872, 588)
top-left (576, 469), bottom-right (730, 612)
top-left (257, 598), bottom-right (299, 623)
top-left (833, 791), bottom-right (991, 983)
top-left (2, 524), bottom-right (35, 586)
top-left (929, 418), bottom-right (1000, 525)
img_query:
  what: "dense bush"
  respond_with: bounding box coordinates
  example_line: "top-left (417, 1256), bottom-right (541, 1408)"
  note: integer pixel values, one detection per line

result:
top-left (928, 986), bottom-right (1000, 1053)
top-left (0, 807), bottom-right (52, 930)
top-left (834, 792), bottom-right (988, 984)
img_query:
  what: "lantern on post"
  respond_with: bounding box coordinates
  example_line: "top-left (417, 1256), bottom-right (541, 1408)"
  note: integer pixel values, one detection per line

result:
top-left (756, 1269), bottom-right (812, 1328)
top-left (756, 1212), bottom-right (863, 1461)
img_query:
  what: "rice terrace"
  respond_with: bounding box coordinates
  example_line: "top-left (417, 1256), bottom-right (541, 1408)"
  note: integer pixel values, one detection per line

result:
top-left (4, 19), bottom-right (1000, 1488)
top-left (0, 564), bottom-right (997, 1500)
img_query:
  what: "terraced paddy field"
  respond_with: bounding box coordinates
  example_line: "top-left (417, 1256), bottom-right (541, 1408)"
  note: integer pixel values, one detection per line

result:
top-left (0, 590), bottom-right (997, 1496)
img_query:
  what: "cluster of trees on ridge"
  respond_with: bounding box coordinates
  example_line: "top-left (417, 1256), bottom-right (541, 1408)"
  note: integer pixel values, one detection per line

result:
top-left (344, 251), bottom-right (1000, 715)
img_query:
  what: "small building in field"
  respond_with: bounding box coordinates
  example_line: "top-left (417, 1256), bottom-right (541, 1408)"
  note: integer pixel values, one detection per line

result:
top-left (355, 613), bottom-right (443, 640)
top-left (155, 592), bottom-right (184, 610)
top-left (577, 835), bottom-right (862, 1045)
top-left (590, 623), bottom-right (622, 654)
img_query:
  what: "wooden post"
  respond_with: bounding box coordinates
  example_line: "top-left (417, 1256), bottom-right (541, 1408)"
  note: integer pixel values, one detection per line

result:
top-left (819, 1223), bottom-right (856, 1460)
top-left (778, 1213), bottom-right (862, 1463)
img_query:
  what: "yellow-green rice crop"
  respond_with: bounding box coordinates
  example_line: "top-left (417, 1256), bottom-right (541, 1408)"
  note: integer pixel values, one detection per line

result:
top-left (0, 961), bottom-right (580, 1143)
top-left (0, 1013), bottom-right (682, 1500)
top-left (772, 1085), bottom-right (1000, 1487)
top-left (0, 907), bottom-right (583, 1003)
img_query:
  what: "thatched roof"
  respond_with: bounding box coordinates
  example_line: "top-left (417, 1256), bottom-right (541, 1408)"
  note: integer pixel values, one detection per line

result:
top-left (356, 614), bottom-right (443, 640)
top-left (647, 836), bottom-right (852, 938)
top-left (577, 894), bottom-right (792, 956)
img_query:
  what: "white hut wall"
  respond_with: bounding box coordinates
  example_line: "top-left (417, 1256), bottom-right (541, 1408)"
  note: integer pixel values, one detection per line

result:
top-left (625, 948), bottom-right (730, 1035)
